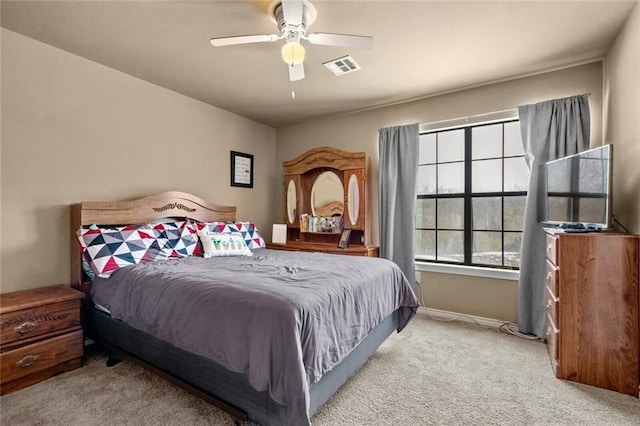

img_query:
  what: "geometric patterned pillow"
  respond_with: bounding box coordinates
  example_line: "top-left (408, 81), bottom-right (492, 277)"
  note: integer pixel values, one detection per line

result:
top-left (194, 221), bottom-right (235, 234)
top-left (76, 225), bottom-right (170, 278)
top-left (171, 218), bottom-right (200, 258)
top-left (140, 221), bottom-right (182, 258)
top-left (232, 222), bottom-right (266, 249)
top-left (194, 221), bottom-right (266, 250)
top-left (139, 218), bottom-right (200, 258)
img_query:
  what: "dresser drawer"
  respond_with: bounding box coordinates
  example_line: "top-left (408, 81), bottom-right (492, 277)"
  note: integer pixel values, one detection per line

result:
top-left (545, 312), bottom-right (559, 374)
top-left (546, 285), bottom-right (559, 327)
top-left (1, 299), bottom-right (81, 348)
top-left (545, 259), bottom-right (559, 297)
top-left (0, 330), bottom-right (83, 384)
top-left (545, 233), bottom-right (558, 265)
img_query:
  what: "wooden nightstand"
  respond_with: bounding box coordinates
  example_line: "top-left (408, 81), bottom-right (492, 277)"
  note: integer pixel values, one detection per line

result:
top-left (0, 285), bottom-right (84, 395)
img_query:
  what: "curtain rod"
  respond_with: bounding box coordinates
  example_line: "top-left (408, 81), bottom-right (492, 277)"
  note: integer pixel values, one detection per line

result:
top-left (420, 93), bottom-right (591, 132)
top-left (420, 108), bottom-right (518, 131)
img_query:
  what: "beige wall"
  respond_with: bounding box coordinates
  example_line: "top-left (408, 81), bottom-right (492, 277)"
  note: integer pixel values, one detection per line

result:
top-left (417, 272), bottom-right (517, 321)
top-left (275, 62), bottom-right (604, 322)
top-left (604, 2), bottom-right (640, 234)
top-left (0, 29), bottom-right (277, 293)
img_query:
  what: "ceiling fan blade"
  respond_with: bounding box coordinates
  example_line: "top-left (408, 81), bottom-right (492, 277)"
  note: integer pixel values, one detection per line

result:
top-left (307, 33), bottom-right (374, 49)
top-left (281, 0), bottom-right (304, 26)
top-left (288, 62), bottom-right (305, 82)
top-left (210, 34), bottom-right (279, 47)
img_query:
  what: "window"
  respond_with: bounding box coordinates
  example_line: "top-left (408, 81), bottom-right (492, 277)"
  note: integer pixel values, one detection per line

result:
top-left (415, 120), bottom-right (528, 269)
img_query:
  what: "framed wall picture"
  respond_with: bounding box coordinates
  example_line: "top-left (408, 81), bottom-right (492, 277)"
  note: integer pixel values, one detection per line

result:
top-left (272, 224), bottom-right (287, 244)
top-left (230, 151), bottom-right (253, 188)
top-left (337, 228), bottom-right (351, 249)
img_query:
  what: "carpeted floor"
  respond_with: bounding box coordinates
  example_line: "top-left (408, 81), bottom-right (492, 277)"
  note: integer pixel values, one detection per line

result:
top-left (2, 314), bottom-right (639, 425)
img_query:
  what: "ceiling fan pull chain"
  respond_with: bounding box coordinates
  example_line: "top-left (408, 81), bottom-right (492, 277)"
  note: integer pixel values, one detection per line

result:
top-left (291, 79), bottom-right (296, 100)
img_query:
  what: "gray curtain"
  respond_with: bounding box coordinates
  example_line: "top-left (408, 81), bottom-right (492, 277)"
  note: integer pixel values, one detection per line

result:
top-left (378, 123), bottom-right (419, 287)
top-left (517, 95), bottom-right (590, 337)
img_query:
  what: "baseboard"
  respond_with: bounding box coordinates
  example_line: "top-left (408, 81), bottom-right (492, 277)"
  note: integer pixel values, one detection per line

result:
top-left (417, 306), bottom-right (506, 330)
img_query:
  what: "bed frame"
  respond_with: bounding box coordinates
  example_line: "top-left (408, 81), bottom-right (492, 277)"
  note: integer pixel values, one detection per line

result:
top-left (70, 191), bottom-right (399, 425)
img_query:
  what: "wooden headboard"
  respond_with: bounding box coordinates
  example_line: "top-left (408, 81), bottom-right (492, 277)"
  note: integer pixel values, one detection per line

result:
top-left (70, 191), bottom-right (237, 287)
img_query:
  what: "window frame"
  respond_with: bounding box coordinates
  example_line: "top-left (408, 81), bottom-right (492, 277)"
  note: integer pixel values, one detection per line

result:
top-left (415, 117), bottom-right (527, 271)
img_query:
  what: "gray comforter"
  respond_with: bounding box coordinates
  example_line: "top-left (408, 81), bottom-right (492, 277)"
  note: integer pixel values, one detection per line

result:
top-left (91, 249), bottom-right (418, 425)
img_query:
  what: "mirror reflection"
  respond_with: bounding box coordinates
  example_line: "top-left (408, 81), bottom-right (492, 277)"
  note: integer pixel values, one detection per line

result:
top-left (311, 171), bottom-right (344, 217)
top-left (348, 174), bottom-right (359, 225)
top-left (287, 179), bottom-right (297, 224)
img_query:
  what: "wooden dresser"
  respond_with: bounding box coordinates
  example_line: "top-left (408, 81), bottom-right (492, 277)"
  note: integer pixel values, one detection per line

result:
top-left (544, 230), bottom-right (639, 396)
top-left (266, 242), bottom-right (379, 257)
top-left (278, 147), bottom-right (377, 257)
top-left (0, 285), bottom-right (84, 395)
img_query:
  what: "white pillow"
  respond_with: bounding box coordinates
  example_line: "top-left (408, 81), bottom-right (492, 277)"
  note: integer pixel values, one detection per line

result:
top-left (196, 230), bottom-right (253, 258)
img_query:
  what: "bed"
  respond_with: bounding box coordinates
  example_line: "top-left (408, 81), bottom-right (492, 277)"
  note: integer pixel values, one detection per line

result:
top-left (70, 191), bottom-right (419, 425)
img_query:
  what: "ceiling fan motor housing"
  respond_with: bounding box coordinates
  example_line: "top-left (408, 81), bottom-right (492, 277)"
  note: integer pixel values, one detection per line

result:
top-left (270, 1), bottom-right (317, 42)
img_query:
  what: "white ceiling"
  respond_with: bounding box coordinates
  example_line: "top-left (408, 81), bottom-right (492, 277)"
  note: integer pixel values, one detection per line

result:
top-left (1, 1), bottom-right (637, 127)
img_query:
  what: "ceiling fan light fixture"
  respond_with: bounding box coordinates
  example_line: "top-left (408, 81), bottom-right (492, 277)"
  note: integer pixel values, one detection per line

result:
top-left (281, 41), bottom-right (305, 65)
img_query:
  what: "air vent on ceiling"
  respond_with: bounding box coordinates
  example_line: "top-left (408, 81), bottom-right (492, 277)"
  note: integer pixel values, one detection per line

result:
top-left (323, 55), bottom-right (361, 76)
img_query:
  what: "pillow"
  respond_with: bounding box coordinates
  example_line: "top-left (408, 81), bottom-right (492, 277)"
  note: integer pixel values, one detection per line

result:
top-left (196, 230), bottom-right (253, 258)
top-left (195, 221), bottom-right (235, 233)
top-left (233, 222), bottom-right (266, 249)
top-left (77, 225), bottom-right (171, 278)
top-left (80, 224), bottom-right (100, 280)
top-left (171, 218), bottom-right (200, 257)
top-left (82, 257), bottom-right (96, 281)
top-left (195, 221), bottom-right (266, 250)
top-left (140, 221), bottom-right (183, 258)
top-left (140, 219), bottom-right (199, 258)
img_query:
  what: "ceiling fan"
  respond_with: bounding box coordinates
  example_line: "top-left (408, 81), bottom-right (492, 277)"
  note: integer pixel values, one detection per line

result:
top-left (210, 0), bottom-right (373, 82)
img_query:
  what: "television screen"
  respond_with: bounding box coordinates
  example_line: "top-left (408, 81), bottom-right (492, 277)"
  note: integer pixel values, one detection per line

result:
top-left (545, 144), bottom-right (612, 228)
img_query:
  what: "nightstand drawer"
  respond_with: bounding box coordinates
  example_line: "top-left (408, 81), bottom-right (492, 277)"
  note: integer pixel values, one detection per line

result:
top-left (0, 330), bottom-right (83, 384)
top-left (1, 299), bottom-right (81, 348)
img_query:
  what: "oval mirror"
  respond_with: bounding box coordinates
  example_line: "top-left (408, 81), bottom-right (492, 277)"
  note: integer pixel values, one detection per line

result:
top-left (348, 174), bottom-right (360, 225)
top-left (286, 179), bottom-right (297, 224)
top-left (311, 171), bottom-right (344, 217)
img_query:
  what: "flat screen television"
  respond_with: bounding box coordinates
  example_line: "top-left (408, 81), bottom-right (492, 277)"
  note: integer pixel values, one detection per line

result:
top-left (544, 144), bottom-right (613, 229)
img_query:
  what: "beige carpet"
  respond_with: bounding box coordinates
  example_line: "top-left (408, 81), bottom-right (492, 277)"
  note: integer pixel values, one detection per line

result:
top-left (2, 314), bottom-right (639, 425)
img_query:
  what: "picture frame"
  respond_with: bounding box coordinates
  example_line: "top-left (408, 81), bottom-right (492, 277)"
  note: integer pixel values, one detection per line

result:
top-left (272, 224), bottom-right (287, 245)
top-left (230, 151), bottom-right (253, 188)
top-left (337, 228), bottom-right (351, 249)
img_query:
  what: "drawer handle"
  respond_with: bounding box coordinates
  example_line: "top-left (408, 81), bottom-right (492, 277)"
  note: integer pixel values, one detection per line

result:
top-left (547, 300), bottom-right (553, 309)
top-left (15, 354), bottom-right (40, 368)
top-left (546, 244), bottom-right (552, 252)
top-left (14, 321), bottom-right (38, 334)
top-left (546, 326), bottom-right (551, 337)
top-left (546, 272), bottom-right (552, 281)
